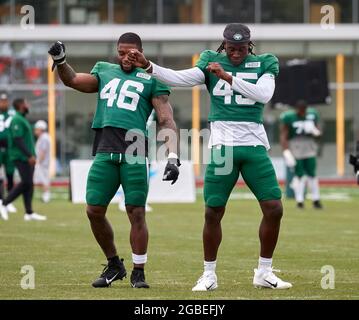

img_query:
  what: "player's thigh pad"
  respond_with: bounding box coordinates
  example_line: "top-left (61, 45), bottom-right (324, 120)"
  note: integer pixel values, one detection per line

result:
top-left (86, 153), bottom-right (121, 206)
top-left (303, 157), bottom-right (317, 177)
top-left (204, 145), bottom-right (240, 207)
top-left (294, 159), bottom-right (305, 177)
top-left (120, 154), bottom-right (148, 207)
top-left (240, 146), bottom-right (282, 201)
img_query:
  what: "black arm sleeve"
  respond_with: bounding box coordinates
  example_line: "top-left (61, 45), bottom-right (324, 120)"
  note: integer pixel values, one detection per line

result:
top-left (14, 137), bottom-right (32, 158)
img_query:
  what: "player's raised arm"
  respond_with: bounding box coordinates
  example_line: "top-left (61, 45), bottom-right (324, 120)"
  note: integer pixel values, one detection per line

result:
top-left (128, 49), bottom-right (205, 87)
top-left (152, 94), bottom-right (180, 185)
top-left (48, 41), bottom-right (98, 93)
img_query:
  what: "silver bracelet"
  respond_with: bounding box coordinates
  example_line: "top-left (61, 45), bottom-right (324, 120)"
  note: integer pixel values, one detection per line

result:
top-left (144, 61), bottom-right (152, 72)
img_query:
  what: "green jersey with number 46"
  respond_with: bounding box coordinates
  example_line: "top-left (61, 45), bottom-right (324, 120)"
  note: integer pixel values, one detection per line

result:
top-left (91, 61), bottom-right (170, 133)
top-left (196, 50), bottom-right (279, 124)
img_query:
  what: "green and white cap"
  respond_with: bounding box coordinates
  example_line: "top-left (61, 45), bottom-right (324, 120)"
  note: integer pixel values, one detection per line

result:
top-left (223, 23), bottom-right (251, 43)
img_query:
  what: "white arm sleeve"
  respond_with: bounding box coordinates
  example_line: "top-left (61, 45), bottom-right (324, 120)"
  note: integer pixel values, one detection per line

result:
top-left (151, 62), bottom-right (205, 87)
top-left (231, 73), bottom-right (275, 104)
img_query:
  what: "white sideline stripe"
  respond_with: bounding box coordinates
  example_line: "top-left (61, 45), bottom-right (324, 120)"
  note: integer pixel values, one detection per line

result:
top-left (228, 192), bottom-right (352, 201)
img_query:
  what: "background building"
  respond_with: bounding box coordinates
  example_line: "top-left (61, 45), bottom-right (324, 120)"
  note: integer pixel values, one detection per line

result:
top-left (0, 0), bottom-right (358, 178)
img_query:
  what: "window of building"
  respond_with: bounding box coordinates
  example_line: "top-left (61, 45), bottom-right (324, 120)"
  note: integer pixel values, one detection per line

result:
top-left (113, 0), bottom-right (157, 23)
top-left (64, 0), bottom-right (108, 24)
top-left (163, 0), bottom-right (202, 23)
top-left (0, 0), bottom-right (11, 24)
top-left (211, 0), bottom-right (255, 23)
top-left (261, 0), bottom-right (304, 23)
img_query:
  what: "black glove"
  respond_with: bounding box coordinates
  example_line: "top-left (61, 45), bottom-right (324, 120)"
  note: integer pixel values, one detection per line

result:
top-left (163, 157), bottom-right (181, 185)
top-left (48, 41), bottom-right (66, 71)
top-left (349, 154), bottom-right (359, 184)
top-left (349, 141), bottom-right (359, 185)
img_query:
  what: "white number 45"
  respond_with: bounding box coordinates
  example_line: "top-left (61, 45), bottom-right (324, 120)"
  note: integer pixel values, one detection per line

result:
top-left (213, 72), bottom-right (257, 105)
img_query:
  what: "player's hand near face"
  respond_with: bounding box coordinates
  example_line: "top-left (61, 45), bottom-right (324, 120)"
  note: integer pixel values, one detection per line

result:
top-left (128, 49), bottom-right (151, 70)
top-left (207, 62), bottom-right (232, 84)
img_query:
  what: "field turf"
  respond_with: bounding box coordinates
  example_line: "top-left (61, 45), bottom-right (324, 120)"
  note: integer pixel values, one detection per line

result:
top-left (0, 186), bottom-right (358, 300)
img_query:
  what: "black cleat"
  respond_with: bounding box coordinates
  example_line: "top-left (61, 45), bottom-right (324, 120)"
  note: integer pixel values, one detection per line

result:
top-left (92, 258), bottom-right (127, 288)
top-left (313, 200), bottom-right (323, 209)
top-left (297, 202), bottom-right (304, 209)
top-left (130, 268), bottom-right (150, 288)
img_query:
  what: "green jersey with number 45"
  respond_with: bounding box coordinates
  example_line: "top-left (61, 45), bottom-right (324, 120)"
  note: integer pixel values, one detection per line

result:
top-left (280, 108), bottom-right (319, 140)
top-left (91, 61), bottom-right (170, 133)
top-left (196, 50), bottom-right (279, 123)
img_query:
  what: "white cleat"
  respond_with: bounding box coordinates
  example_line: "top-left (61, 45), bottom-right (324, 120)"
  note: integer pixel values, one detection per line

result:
top-left (6, 203), bottom-right (17, 213)
top-left (0, 205), bottom-right (9, 221)
top-left (192, 271), bottom-right (218, 291)
top-left (253, 268), bottom-right (292, 289)
top-left (24, 213), bottom-right (47, 221)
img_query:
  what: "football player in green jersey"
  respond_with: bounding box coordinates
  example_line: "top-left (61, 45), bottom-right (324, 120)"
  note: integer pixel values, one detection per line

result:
top-left (48, 33), bottom-right (180, 289)
top-left (280, 100), bottom-right (323, 209)
top-left (0, 93), bottom-right (17, 220)
top-left (129, 23), bottom-right (292, 290)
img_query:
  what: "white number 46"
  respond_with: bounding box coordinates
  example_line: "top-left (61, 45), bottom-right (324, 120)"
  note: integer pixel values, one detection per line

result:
top-left (100, 78), bottom-right (144, 111)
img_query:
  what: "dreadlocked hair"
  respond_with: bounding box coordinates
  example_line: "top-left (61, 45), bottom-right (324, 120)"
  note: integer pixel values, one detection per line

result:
top-left (216, 41), bottom-right (256, 55)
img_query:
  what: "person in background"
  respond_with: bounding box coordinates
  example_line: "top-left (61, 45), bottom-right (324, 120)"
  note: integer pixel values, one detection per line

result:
top-left (280, 100), bottom-right (323, 209)
top-left (349, 140), bottom-right (359, 185)
top-left (34, 120), bottom-right (51, 203)
top-left (0, 93), bottom-right (17, 220)
top-left (0, 98), bottom-right (46, 221)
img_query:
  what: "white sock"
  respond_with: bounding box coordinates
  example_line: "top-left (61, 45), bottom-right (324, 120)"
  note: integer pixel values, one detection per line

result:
top-left (292, 176), bottom-right (306, 203)
top-left (204, 260), bottom-right (216, 273)
top-left (307, 177), bottom-right (320, 201)
top-left (132, 253), bottom-right (147, 264)
top-left (258, 257), bottom-right (272, 271)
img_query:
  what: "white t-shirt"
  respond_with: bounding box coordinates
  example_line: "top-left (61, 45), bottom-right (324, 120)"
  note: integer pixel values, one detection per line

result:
top-left (35, 132), bottom-right (51, 167)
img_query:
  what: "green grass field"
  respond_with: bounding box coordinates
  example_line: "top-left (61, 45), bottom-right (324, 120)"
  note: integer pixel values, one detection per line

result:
top-left (0, 186), bottom-right (358, 300)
